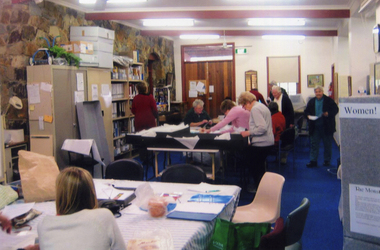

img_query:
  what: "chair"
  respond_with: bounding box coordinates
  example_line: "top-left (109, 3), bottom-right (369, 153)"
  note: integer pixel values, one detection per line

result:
top-left (105, 159), bottom-right (144, 180)
top-left (259, 198), bottom-right (310, 250)
top-left (232, 172), bottom-right (285, 224)
top-left (295, 115), bottom-right (309, 149)
top-left (269, 128), bottom-right (296, 170)
top-left (160, 164), bottom-right (207, 184)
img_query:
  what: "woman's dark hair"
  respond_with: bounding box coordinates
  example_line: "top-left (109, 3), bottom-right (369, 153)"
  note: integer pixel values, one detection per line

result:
top-left (136, 82), bottom-right (148, 94)
top-left (268, 102), bottom-right (279, 115)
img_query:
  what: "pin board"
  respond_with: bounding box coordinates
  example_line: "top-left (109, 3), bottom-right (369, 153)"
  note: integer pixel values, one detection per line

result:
top-left (28, 82), bottom-right (53, 121)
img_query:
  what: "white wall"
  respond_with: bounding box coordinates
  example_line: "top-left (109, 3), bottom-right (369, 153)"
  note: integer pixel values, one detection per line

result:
top-left (174, 36), bottom-right (335, 104)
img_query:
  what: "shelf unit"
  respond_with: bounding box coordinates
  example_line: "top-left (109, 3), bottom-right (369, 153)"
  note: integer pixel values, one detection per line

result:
top-left (111, 62), bottom-right (144, 158)
top-left (4, 142), bottom-right (27, 183)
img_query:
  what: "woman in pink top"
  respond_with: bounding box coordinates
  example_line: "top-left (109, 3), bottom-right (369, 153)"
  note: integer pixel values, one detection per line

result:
top-left (209, 99), bottom-right (250, 133)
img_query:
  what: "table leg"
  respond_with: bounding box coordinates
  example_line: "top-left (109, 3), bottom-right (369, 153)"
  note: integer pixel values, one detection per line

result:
top-left (211, 153), bottom-right (215, 180)
top-left (154, 151), bottom-right (159, 177)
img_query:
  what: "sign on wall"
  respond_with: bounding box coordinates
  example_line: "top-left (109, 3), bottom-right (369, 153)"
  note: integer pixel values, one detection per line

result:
top-left (339, 103), bottom-right (380, 119)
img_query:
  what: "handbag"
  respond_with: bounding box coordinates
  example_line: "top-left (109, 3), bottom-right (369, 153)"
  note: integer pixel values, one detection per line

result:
top-left (208, 218), bottom-right (271, 250)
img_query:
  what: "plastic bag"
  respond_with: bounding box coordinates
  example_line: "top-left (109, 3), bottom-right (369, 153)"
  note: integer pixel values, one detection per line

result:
top-left (127, 228), bottom-right (174, 250)
top-left (208, 218), bottom-right (271, 250)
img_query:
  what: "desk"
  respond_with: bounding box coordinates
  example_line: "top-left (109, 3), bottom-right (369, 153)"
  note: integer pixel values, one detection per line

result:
top-left (28, 180), bottom-right (241, 250)
top-left (147, 147), bottom-right (219, 180)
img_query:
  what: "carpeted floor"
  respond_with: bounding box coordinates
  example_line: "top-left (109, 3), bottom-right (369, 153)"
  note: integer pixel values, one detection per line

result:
top-left (136, 138), bottom-right (343, 250)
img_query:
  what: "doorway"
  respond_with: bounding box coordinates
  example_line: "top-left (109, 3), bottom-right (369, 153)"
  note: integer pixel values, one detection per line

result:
top-left (181, 43), bottom-right (235, 119)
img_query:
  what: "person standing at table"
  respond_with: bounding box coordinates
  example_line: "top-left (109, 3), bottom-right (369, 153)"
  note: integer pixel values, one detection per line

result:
top-left (269, 81), bottom-right (289, 101)
top-left (131, 81), bottom-right (158, 132)
top-left (238, 92), bottom-right (274, 193)
top-left (209, 99), bottom-right (250, 133)
top-left (250, 88), bottom-right (267, 106)
top-left (34, 167), bottom-right (127, 250)
top-left (184, 99), bottom-right (212, 127)
top-left (305, 86), bottom-right (339, 168)
top-left (272, 85), bottom-right (294, 128)
top-left (268, 102), bottom-right (286, 146)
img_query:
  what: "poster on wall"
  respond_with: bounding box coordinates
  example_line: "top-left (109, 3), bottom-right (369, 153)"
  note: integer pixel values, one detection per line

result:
top-left (349, 183), bottom-right (380, 238)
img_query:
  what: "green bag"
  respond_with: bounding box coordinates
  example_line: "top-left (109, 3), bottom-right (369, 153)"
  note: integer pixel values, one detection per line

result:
top-left (208, 218), bottom-right (271, 250)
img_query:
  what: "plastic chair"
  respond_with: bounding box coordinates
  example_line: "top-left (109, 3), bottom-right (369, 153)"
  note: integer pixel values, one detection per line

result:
top-left (160, 164), bottom-right (207, 184)
top-left (259, 198), bottom-right (310, 250)
top-left (105, 159), bottom-right (144, 180)
top-left (232, 172), bottom-right (285, 224)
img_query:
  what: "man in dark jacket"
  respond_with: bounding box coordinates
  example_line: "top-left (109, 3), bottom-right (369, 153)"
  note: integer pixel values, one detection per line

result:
top-left (304, 86), bottom-right (339, 168)
top-left (272, 86), bottom-right (294, 128)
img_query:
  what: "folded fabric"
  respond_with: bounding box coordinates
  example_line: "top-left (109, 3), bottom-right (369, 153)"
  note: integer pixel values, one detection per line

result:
top-left (215, 133), bottom-right (231, 140)
top-left (171, 136), bottom-right (199, 149)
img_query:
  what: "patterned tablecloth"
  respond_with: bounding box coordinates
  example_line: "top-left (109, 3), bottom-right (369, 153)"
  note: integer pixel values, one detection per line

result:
top-left (29, 179), bottom-right (241, 250)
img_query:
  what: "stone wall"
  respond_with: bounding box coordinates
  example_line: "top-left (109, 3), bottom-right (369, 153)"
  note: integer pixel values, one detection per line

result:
top-left (0, 0), bottom-right (175, 133)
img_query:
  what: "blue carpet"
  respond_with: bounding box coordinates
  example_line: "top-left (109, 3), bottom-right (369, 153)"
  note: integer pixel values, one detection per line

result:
top-left (136, 139), bottom-right (343, 250)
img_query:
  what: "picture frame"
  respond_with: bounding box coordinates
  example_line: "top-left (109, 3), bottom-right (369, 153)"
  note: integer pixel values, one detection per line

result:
top-left (245, 70), bottom-right (257, 91)
top-left (166, 72), bottom-right (174, 87)
top-left (348, 76), bottom-right (352, 96)
top-left (374, 63), bottom-right (380, 95)
top-left (307, 74), bottom-right (324, 88)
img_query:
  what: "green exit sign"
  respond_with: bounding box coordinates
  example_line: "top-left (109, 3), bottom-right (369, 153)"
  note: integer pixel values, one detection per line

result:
top-left (235, 48), bottom-right (247, 54)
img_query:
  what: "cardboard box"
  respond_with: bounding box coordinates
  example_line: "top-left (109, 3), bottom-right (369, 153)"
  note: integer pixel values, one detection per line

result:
top-left (70, 26), bottom-right (115, 40)
top-left (60, 43), bottom-right (73, 53)
top-left (71, 41), bottom-right (94, 54)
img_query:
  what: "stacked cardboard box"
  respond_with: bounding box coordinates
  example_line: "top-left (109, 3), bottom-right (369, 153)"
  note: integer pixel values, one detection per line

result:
top-left (70, 26), bottom-right (115, 68)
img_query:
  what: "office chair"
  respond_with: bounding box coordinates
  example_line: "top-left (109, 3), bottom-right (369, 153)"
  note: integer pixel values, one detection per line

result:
top-left (269, 127), bottom-right (296, 170)
top-left (160, 164), bottom-right (207, 184)
top-left (259, 198), bottom-right (311, 250)
top-left (232, 172), bottom-right (285, 224)
top-left (296, 115), bottom-right (309, 149)
top-left (105, 159), bottom-right (144, 181)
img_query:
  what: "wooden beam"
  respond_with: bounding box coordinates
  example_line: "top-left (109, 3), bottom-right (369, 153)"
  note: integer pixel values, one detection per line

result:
top-left (86, 9), bottom-right (350, 20)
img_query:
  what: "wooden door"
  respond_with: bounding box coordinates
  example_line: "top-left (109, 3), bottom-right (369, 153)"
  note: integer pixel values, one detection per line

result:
top-left (183, 60), bottom-right (235, 119)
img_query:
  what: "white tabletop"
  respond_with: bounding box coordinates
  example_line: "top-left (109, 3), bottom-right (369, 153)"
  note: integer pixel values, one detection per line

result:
top-left (28, 180), bottom-right (241, 250)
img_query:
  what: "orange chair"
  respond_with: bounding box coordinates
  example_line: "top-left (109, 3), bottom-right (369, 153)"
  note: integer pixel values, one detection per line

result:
top-left (232, 172), bottom-right (285, 224)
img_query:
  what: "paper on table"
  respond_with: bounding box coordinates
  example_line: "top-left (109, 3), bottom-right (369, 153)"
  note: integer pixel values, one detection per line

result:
top-left (308, 115), bottom-right (321, 120)
top-left (170, 202), bottom-right (225, 214)
top-left (94, 182), bottom-right (134, 200)
top-left (172, 136), bottom-right (199, 149)
top-left (2, 202), bottom-right (35, 220)
top-left (187, 182), bottom-right (224, 193)
top-left (214, 133), bottom-right (231, 140)
top-left (0, 230), bottom-right (37, 250)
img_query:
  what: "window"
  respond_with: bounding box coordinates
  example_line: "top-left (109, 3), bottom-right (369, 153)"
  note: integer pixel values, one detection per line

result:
top-left (279, 82), bottom-right (298, 95)
top-left (267, 56), bottom-right (301, 95)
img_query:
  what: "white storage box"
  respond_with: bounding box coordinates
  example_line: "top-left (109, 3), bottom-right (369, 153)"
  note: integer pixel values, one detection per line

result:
top-left (75, 51), bottom-right (113, 68)
top-left (70, 26), bottom-right (115, 40)
top-left (70, 35), bottom-right (114, 46)
top-left (4, 129), bottom-right (24, 143)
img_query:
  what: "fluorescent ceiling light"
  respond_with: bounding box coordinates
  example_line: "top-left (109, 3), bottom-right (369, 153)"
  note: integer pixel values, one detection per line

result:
top-left (262, 35), bottom-right (305, 40)
top-left (180, 35), bottom-right (220, 40)
top-left (79, 0), bottom-right (96, 3)
top-left (248, 18), bottom-right (305, 26)
top-left (80, 0), bottom-right (147, 3)
top-left (108, 0), bottom-right (147, 3)
top-left (143, 19), bottom-right (194, 27)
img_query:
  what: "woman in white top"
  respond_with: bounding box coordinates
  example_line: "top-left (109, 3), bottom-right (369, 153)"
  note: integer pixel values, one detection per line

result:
top-left (31, 167), bottom-right (126, 250)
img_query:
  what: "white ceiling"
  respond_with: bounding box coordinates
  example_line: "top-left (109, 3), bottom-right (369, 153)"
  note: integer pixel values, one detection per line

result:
top-left (47, 0), bottom-right (369, 38)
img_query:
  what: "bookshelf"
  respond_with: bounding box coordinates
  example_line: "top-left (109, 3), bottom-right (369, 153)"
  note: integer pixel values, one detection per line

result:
top-left (111, 62), bottom-right (144, 158)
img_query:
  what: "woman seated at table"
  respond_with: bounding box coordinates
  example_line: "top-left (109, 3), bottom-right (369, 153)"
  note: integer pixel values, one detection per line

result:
top-left (208, 99), bottom-right (250, 133)
top-left (30, 167), bottom-right (126, 250)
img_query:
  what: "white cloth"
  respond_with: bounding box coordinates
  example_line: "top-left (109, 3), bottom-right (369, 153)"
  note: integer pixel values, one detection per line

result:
top-left (61, 139), bottom-right (104, 166)
top-left (37, 208), bottom-right (127, 250)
